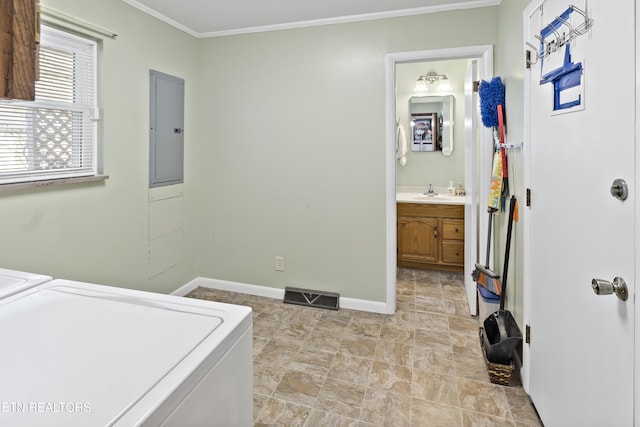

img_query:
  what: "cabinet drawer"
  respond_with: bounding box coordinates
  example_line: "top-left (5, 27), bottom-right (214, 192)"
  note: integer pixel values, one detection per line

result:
top-left (442, 219), bottom-right (464, 240)
top-left (442, 241), bottom-right (464, 265)
top-left (397, 203), bottom-right (463, 219)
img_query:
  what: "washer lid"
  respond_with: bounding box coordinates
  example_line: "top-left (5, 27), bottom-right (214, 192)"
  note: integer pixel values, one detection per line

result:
top-left (0, 268), bottom-right (52, 298)
top-left (0, 284), bottom-right (224, 426)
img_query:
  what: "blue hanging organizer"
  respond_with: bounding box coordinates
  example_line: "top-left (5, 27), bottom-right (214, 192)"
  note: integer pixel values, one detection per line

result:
top-left (537, 5), bottom-right (587, 111)
top-left (540, 45), bottom-right (583, 111)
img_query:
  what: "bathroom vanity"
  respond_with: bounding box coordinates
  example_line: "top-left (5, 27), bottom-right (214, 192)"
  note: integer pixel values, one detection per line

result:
top-left (396, 193), bottom-right (465, 272)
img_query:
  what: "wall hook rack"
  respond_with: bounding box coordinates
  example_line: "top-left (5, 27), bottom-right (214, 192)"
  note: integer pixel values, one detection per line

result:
top-left (525, 4), bottom-right (593, 68)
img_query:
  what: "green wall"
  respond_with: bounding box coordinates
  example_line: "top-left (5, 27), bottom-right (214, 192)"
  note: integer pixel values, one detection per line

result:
top-left (0, 1), bottom-right (509, 306)
top-left (0, 0), bottom-right (200, 293)
top-left (495, 0), bottom-right (529, 325)
top-left (196, 9), bottom-right (499, 302)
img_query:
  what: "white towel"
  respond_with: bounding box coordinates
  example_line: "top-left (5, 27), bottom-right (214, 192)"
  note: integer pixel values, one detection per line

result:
top-left (396, 124), bottom-right (407, 166)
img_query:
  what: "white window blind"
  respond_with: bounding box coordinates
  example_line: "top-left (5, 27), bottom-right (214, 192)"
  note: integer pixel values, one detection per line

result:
top-left (0, 25), bottom-right (98, 185)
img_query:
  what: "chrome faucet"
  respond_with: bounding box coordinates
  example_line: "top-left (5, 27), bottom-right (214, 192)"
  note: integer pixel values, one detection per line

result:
top-left (425, 184), bottom-right (435, 195)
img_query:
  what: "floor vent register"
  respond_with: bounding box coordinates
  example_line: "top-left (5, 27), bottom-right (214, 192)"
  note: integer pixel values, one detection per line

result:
top-left (283, 287), bottom-right (339, 310)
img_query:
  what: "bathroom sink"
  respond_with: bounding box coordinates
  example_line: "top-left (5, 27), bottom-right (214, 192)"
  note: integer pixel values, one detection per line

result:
top-left (396, 191), bottom-right (467, 205)
top-left (412, 194), bottom-right (466, 204)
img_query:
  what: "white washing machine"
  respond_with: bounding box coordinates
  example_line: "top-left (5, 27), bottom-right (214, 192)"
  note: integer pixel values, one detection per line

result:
top-left (0, 268), bottom-right (52, 298)
top-left (0, 279), bottom-right (253, 426)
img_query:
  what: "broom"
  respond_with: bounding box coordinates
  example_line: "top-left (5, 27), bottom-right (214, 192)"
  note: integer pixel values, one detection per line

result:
top-left (472, 207), bottom-right (502, 295)
top-left (474, 77), bottom-right (506, 294)
top-left (474, 136), bottom-right (505, 294)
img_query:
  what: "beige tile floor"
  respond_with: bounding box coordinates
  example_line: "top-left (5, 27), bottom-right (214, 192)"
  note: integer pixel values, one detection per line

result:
top-left (185, 268), bottom-right (543, 427)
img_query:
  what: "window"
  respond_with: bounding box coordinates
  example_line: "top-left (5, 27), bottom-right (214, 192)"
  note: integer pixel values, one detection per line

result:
top-left (0, 25), bottom-right (98, 185)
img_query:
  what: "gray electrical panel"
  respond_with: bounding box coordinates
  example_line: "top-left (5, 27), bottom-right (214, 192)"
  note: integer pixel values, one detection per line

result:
top-left (149, 70), bottom-right (184, 188)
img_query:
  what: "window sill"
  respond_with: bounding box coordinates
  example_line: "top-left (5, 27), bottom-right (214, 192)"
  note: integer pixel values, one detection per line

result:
top-left (0, 175), bottom-right (109, 193)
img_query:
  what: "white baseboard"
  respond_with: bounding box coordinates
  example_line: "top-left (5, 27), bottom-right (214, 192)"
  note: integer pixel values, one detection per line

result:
top-left (173, 277), bottom-right (391, 314)
top-left (193, 277), bottom-right (286, 300)
top-left (340, 297), bottom-right (389, 314)
top-left (171, 278), bottom-right (201, 296)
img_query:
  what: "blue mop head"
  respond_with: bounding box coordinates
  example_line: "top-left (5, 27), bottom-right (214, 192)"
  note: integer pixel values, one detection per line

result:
top-left (479, 77), bottom-right (505, 128)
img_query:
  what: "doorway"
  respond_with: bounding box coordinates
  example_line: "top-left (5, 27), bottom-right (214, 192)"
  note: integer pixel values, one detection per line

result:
top-left (384, 45), bottom-right (494, 315)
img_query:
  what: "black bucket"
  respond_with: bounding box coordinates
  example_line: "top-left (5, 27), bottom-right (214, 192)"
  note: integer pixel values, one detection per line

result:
top-left (482, 309), bottom-right (522, 365)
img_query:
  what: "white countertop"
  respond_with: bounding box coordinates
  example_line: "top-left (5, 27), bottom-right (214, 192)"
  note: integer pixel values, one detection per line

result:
top-left (396, 186), bottom-right (469, 205)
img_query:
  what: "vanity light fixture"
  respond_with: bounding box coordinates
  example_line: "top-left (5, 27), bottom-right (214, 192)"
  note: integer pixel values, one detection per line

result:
top-left (438, 75), bottom-right (452, 91)
top-left (415, 72), bottom-right (452, 91)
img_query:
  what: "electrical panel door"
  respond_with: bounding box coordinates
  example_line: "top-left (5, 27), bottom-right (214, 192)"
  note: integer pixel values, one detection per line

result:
top-left (149, 70), bottom-right (184, 188)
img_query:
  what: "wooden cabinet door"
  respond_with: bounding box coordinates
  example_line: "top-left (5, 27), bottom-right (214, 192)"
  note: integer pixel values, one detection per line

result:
top-left (397, 217), bottom-right (438, 263)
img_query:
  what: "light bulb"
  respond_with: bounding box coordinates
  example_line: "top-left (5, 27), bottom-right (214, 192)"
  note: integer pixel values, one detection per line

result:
top-left (439, 76), bottom-right (452, 91)
top-left (415, 77), bottom-right (427, 91)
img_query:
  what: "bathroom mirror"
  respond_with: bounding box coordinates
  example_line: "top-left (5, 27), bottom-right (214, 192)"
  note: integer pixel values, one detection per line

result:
top-left (409, 95), bottom-right (454, 156)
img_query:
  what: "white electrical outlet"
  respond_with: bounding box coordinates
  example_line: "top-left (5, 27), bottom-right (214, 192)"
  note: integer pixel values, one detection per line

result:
top-left (275, 256), bottom-right (285, 271)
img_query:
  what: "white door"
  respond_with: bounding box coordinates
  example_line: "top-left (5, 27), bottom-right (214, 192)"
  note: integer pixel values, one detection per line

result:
top-left (524, 1), bottom-right (635, 426)
top-left (464, 58), bottom-right (479, 315)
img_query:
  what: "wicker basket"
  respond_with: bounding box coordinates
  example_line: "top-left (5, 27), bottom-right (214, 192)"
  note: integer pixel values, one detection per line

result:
top-left (479, 328), bottom-right (512, 386)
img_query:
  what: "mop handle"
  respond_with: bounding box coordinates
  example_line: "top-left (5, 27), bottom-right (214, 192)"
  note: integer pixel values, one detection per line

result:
top-left (485, 208), bottom-right (495, 268)
top-left (500, 196), bottom-right (516, 310)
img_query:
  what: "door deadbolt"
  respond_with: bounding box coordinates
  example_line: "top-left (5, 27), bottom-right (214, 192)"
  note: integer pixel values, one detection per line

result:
top-left (591, 277), bottom-right (628, 301)
top-left (610, 179), bottom-right (628, 201)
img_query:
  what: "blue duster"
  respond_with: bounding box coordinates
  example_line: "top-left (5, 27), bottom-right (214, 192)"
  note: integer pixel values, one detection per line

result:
top-left (479, 77), bottom-right (505, 128)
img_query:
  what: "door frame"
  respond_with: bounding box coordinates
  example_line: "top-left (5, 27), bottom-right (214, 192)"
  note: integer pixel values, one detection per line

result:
top-left (636, 5), bottom-right (640, 424)
top-left (384, 45), bottom-right (494, 314)
top-left (521, 0), bottom-right (534, 394)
